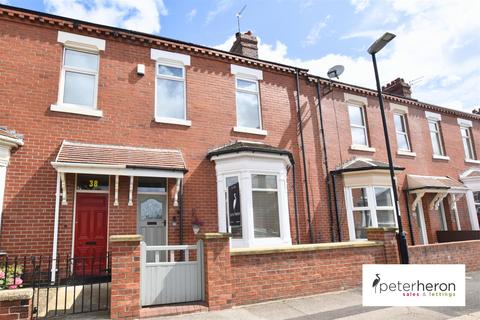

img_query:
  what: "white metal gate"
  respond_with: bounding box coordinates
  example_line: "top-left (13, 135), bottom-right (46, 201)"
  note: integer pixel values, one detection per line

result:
top-left (140, 241), bottom-right (204, 306)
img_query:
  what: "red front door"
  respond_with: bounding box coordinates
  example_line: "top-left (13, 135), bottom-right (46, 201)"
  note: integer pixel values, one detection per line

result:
top-left (74, 193), bottom-right (108, 275)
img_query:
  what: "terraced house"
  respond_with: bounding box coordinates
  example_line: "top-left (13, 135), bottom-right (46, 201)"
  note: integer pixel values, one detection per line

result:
top-left (1, 4), bottom-right (480, 319)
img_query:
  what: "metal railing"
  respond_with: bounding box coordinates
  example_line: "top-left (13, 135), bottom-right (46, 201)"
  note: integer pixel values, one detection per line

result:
top-left (0, 253), bottom-right (111, 319)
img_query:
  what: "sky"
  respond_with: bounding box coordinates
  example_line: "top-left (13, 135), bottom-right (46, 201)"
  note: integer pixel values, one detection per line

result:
top-left (2, 0), bottom-right (479, 112)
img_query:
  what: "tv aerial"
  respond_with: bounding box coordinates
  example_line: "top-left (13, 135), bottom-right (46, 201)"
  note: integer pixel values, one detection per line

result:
top-left (236, 5), bottom-right (247, 33)
top-left (327, 65), bottom-right (344, 79)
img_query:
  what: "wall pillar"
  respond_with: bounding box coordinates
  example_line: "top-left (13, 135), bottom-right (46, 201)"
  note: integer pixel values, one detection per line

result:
top-left (0, 288), bottom-right (33, 320)
top-left (198, 233), bottom-right (232, 310)
top-left (367, 227), bottom-right (400, 264)
top-left (109, 235), bottom-right (142, 320)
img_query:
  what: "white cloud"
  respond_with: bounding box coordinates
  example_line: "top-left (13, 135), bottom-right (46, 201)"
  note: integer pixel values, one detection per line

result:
top-left (186, 8), bottom-right (197, 22)
top-left (351, 0), bottom-right (370, 13)
top-left (216, 1), bottom-right (480, 112)
top-left (205, 0), bottom-right (233, 25)
top-left (43, 0), bottom-right (168, 34)
top-left (303, 15), bottom-right (330, 47)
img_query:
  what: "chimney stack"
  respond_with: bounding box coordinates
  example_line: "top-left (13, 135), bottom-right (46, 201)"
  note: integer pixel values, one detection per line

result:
top-left (230, 31), bottom-right (258, 59)
top-left (382, 78), bottom-right (412, 98)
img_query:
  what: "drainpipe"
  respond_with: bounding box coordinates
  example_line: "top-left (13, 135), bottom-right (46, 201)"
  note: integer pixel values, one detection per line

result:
top-left (331, 171), bottom-right (342, 241)
top-left (179, 179), bottom-right (184, 245)
top-left (295, 69), bottom-right (314, 243)
top-left (51, 172), bottom-right (61, 282)
top-left (292, 162), bottom-right (300, 244)
top-left (404, 190), bottom-right (415, 245)
top-left (315, 81), bottom-right (335, 242)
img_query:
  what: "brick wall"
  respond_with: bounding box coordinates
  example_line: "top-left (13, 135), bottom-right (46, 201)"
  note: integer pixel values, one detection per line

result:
top-left (0, 11), bottom-right (479, 257)
top-left (109, 235), bottom-right (141, 320)
top-left (0, 288), bottom-right (33, 320)
top-left (409, 240), bottom-right (480, 272)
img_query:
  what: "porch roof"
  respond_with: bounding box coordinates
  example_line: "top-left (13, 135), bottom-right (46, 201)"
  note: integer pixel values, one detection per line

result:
top-left (52, 140), bottom-right (187, 178)
top-left (207, 141), bottom-right (294, 165)
top-left (0, 127), bottom-right (24, 147)
top-left (406, 174), bottom-right (467, 192)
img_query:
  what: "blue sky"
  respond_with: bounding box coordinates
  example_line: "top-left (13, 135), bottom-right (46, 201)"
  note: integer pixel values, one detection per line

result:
top-left (3, 0), bottom-right (479, 112)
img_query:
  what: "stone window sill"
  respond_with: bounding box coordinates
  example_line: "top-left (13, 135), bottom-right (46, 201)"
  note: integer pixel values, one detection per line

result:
top-left (397, 150), bottom-right (416, 157)
top-left (50, 103), bottom-right (103, 117)
top-left (233, 126), bottom-right (267, 136)
top-left (432, 154), bottom-right (450, 161)
top-left (350, 144), bottom-right (376, 153)
top-left (155, 117), bottom-right (192, 127)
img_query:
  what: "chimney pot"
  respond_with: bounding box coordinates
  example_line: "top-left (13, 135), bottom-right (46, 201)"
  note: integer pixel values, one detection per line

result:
top-left (230, 31), bottom-right (258, 59)
top-left (382, 78), bottom-right (412, 98)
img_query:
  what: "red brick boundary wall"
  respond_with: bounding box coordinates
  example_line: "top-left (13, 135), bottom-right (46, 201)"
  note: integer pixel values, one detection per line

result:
top-left (409, 240), bottom-right (480, 271)
top-left (0, 288), bottom-right (33, 320)
top-left (109, 235), bottom-right (142, 320)
top-left (366, 227), bottom-right (401, 264)
top-left (197, 233), bottom-right (233, 310)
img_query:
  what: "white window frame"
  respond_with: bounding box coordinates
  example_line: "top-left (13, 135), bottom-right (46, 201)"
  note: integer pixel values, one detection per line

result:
top-left (51, 31), bottom-right (105, 117)
top-left (393, 113), bottom-right (411, 152)
top-left (345, 185), bottom-right (398, 240)
top-left (414, 203), bottom-right (428, 245)
top-left (231, 65), bottom-right (266, 136)
top-left (438, 201), bottom-right (448, 231)
top-left (212, 152), bottom-right (291, 248)
top-left (428, 120), bottom-right (446, 157)
top-left (251, 173), bottom-right (281, 239)
top-left (151, 49), bottom-right (191, 126)
top-left (460, 125), bottom-right (475, 161)
top-left (348, 104), bottom-right (370, 148)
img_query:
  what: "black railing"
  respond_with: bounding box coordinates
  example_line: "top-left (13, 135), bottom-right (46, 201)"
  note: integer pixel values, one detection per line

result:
top-left (0, 253), bottom-right (111, 319)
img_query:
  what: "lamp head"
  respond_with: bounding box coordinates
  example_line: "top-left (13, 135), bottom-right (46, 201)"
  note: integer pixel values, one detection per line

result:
top-left (368, 32), bottom-right (396, 55)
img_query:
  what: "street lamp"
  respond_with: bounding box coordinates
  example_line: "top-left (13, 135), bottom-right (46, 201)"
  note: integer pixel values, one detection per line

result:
top-left (368, 32), bottom-right (409, 264)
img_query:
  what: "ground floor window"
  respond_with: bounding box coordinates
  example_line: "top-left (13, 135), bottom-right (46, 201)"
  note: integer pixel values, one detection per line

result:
top-left (474, 191), bottom-right (480, 225)
top-left (438, 201), bottom-right (448, 231)
top-left (212, 153), bottom-right (292, 248)
top-left (346, 186), bottom-right (396, 240)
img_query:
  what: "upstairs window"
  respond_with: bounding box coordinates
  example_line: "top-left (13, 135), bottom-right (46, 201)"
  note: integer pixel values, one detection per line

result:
top-left (348, 105), bottom-right (369, 146)
top-left (394, 113), bottom-right (411, 152)
top-left (428, 120), bottom-right (445, 156)
top-left (156, 63), bottom-right (186, 120)
top-left (62, 49), bottom-right (99, 108)
top-left (236, 78), bottom-right (261, 129)
top-left (461, 126), bottom-right (475, 160)
top-left (151, 48), bottom-right (191, 126)
top-left (51, 31), bottom-right (105, 117)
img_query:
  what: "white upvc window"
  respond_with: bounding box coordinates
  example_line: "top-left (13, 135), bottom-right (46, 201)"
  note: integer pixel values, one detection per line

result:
top-left (460, 126), bottom-right (475, 160)
top-left (394, 113), bottom-right (411, 152)
top-left (348, 105), bottom-right (369, 147)
top-left (213, 153), bottom-right (291, 248)
top-left (231, 65), bottom-right (266, 136)
top-left (51, 31), bottom-right (105, 117)
top-left (151, 49), bottom-right (191, 126)
top-left (428, 120), bottom-right (445, 156)
top-left (346, 186), bottom-right (397, 240)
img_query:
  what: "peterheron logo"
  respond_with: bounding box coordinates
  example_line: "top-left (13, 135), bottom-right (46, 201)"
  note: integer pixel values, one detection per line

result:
top-left (363, 264), bottom-right (465, 306)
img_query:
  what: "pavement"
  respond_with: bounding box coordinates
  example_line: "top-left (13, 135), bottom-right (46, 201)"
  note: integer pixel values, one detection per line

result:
top-left (157, 271), bottom-right (480, 320)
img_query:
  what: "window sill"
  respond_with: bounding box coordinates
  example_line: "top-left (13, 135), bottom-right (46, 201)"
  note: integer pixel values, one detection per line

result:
top-left (350, 144), bottom-right (376, 153)
top-left (155, 117), bottom-right (192, 127)
top-left (465, 159), bottom-right (480, 164)
top-left (432, 154), bottom-right (450, 161)
top-left (397, 150), bottom-right (416, 157)
top-left (50, 104), bottom-right (103, 117)
top-left (233, 126), bottom-right (267, 136)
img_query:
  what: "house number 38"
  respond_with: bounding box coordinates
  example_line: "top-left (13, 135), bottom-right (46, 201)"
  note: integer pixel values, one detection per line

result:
top-left (88, 180), bottom-right (99, 188)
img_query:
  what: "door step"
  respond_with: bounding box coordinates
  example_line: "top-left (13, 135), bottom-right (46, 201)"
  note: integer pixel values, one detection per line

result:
top-left (140, 302), bottom-right (208, 318)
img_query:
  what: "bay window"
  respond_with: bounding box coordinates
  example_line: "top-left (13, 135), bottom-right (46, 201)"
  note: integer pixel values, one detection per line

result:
top-left (252, 174), bottom-right (280, 238)
top-left (346, 185), bottom-right (397, 240)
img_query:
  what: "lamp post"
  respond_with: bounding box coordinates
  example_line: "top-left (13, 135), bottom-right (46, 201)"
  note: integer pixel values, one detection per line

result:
top-left (368, 32), bottom-right (409, 264)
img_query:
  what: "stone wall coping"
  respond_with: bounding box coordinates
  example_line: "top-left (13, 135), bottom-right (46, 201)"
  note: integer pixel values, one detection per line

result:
top-left (367, 227), bottom-right (398, 232)
top-left (0, 288), bottom-right (33, 301)
top-left (197, 232), bottom-right (232, 240)
top-left (109, 234), bottom-right (143, 242)
top-left (410, 239), bottom-right (480, 249)
top-left (230, 240), bottom-right (383, 256)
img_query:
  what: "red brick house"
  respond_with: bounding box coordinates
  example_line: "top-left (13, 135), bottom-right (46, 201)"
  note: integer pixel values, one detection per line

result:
top-left (1, 3), bottom-right (480, 265)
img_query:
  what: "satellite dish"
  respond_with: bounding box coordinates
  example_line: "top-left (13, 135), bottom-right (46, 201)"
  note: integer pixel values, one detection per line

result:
top-left (327, 65), bottom-right (344, 79)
